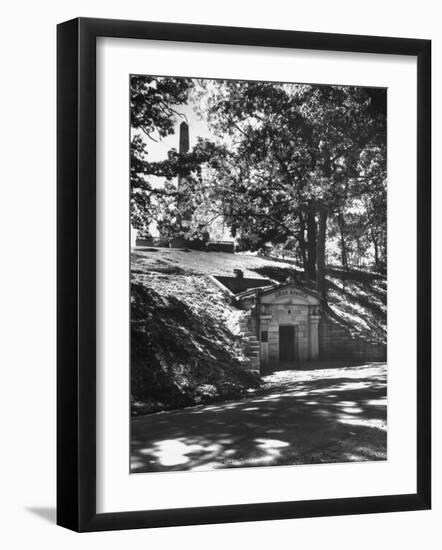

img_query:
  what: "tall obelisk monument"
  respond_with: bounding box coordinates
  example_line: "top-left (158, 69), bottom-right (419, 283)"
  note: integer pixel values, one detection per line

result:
top-left (176, 121), bottom-right (190, 235)
top-left (178, 120), bottom-right (189, 192)
top-left (179, 120), bottom-right (189, 154)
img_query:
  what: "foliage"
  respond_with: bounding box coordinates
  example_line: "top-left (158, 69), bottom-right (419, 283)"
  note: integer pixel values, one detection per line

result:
top-left (130, 76), bottom-right (194, 235)
top-left (131, 76), bottom-right (387, 295)
top-left (193, 81), bottom-right (387, 292)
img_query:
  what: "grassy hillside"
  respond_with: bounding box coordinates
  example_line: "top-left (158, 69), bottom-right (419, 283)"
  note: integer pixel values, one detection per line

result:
top-left (131, 248), bottom-right (386, 415)
top-left (131, 249), bottom-right (266, 415)
top-left (131, 247), bottom-right (296, 279)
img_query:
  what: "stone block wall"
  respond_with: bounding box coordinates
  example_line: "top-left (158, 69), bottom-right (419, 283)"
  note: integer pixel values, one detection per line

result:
top-left (238, 313), bottom-right (260, 372)
top-left (319, 313), bottom-right (386, 362)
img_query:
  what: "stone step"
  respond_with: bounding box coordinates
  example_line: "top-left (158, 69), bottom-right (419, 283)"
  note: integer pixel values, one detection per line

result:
top-left (239, 315), bottom-right (261, 364)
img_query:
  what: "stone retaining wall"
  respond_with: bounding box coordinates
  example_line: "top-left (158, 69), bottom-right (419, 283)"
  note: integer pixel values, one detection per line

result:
top-left (319, 313), bottom-right (386, 362)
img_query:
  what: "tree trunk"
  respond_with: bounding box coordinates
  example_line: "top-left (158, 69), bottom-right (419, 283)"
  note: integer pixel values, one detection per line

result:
top-left (316, 150), bottom-right (331, 299)
top-left (356, 237), bottom-right (361, 267)
top-left (316, 205), bottom-right (328, 299)
top-left (371, 227), bottom-right (379, 269)
top-left (338, 212), bottom-right (348, 272)
top-left (297, 213), bottom-right (308, 279)
top-left (306, 209), bottom-right (317, 280)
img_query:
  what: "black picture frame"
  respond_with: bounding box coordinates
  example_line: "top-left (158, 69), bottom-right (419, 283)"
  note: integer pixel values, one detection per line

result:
top-left (57, 17), bottom-right (431, 532)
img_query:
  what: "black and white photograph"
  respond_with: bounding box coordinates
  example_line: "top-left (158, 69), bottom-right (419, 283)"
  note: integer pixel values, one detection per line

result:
top-left (0, 0), bottom-right (435, 541)
top-left (130, 75), bottom-right (388, 473)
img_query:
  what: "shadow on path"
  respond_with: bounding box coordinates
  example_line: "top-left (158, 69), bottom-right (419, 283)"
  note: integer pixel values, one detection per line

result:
top-left (131, 364), bottom-right (387, 473)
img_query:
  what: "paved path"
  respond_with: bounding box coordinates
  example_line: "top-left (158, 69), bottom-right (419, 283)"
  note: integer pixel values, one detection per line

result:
top-left (131, 364), bottom-right (387, 472)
